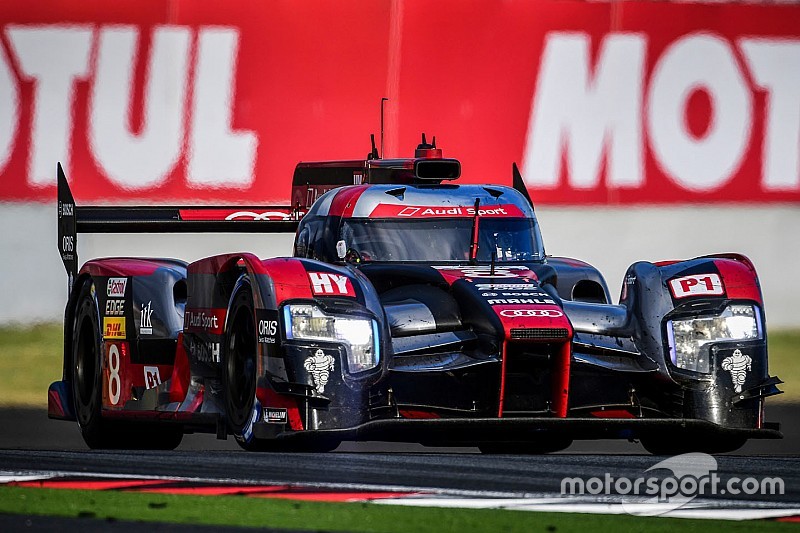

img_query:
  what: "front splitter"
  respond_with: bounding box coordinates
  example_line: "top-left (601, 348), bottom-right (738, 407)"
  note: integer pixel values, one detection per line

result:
top-left (255, 416), bottom-right (782, 444)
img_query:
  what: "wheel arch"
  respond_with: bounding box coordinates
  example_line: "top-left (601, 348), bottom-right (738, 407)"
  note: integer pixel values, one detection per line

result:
top-left (546, 256), bottom-right (612, 304)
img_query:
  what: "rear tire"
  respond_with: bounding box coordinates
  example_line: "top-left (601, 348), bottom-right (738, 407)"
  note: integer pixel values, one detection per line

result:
top-left (71, 279), bottom-right (182, 450)
top-left (72, 280), bottom-right (106, 448)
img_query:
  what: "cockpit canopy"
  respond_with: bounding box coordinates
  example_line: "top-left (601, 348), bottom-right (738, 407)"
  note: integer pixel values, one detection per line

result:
top-left (340, 217), bottom-right (543, 263)
top-left (294, 184), bottom-right (545, 264)
top-left (291, 135), bottom-right (543, 264)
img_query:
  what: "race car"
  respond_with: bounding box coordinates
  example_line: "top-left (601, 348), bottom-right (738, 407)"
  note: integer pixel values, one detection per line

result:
top-left (48, 134), bottom-right (783, 454)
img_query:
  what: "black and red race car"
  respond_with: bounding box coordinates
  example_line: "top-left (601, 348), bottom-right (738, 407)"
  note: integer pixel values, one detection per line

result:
top-left (49, 135), bottom-right (783, 454)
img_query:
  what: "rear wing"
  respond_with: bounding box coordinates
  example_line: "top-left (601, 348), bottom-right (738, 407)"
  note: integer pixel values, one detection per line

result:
top-left (57, 163), bottom-right (302, 289)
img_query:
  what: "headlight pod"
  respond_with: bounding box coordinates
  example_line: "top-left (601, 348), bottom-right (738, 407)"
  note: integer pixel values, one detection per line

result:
top-left (667, 304), bottom-right (761, 373)
top-left (283, 304), bottom-right (380, 373)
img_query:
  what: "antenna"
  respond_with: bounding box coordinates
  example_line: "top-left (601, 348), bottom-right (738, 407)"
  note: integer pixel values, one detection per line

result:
top-left (469, 198), bottom-right (481, 263)
top-left (380, 97), bottom-right (389, 158)
top-left (368, 134), bottom-right (379, 160)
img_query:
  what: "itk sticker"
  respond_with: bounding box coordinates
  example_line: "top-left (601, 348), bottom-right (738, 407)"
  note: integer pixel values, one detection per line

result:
top-left (140, 301), bottom-right (154, 335)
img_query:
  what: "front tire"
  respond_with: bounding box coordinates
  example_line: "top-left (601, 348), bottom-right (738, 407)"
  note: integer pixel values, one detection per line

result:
top-left (222, 281), bottom-right (340, 453)
top-left (224, 281), bottom-right (261, 451)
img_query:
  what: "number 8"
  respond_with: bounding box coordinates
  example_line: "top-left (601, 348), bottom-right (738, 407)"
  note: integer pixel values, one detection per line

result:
top-left (108, 344), bottom-right (121, 405)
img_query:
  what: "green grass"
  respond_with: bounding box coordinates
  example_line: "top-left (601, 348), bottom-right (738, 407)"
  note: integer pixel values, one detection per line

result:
top-left (0, 324), bottom-right (797, 407)
top-left (0, 486), bottom-right (795, 532)
top-left (768, 330), bottom-right (800, 402)
top-left (0, 323), bottom-right (62, 407)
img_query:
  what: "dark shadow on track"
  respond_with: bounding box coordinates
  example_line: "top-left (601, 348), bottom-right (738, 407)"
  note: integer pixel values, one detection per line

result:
top-left (2, 403), bottom-right (796, 454)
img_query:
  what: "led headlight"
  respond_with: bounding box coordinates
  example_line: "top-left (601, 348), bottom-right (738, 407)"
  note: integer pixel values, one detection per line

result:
top-left (283, 304), bottom-right (380, 373)
top-left (667, 304), bottom-right (761, 373)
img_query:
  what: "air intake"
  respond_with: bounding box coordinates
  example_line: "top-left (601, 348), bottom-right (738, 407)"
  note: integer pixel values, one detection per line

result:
top-left (414, 159), bottom-right (461, 181)
top-left (510, 328), bottom-right (570, 340)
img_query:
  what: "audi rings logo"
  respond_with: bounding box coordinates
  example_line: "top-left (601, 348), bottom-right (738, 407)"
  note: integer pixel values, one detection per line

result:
top-left (224, 211), bottom-right (296, 221)
top-left (499, 309), bottom-right (564, 318)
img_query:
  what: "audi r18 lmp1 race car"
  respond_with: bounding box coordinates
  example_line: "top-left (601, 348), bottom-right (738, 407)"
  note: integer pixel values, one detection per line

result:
top-left (49, 135), bottom-right (783, 454)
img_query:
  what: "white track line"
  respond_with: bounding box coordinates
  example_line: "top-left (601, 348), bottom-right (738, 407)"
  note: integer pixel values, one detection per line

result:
top-left (3, 470), bottom-right (798, 521)
top-left (371, 496), bottom-right (800, 521)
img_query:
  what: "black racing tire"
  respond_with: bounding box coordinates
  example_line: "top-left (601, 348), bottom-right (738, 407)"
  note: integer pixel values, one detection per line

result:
top-left (222, 280), bottom-right (340, 453)
top-left (640, 435), bottom-right (747, 455)
top-left (71, 279), bottom-right (106, 448)
top-left (71, 279), bottom-right (183, 450)
top-left (478, 438), bottom-right (573, 455)
top-left (224, 281), bottom-right (261, 451)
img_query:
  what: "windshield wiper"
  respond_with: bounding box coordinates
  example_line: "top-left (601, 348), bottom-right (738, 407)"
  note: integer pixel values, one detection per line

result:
top-left (469, 198), bottom-right (480, 264)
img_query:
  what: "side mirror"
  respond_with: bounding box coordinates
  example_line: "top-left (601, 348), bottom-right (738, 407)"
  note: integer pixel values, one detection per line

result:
top-left (336, 240), bottom-right (347, 259)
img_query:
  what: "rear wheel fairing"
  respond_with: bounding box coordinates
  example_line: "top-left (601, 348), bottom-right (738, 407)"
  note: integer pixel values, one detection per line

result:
top-left (70, 259), bottom-right (188, 414)
top-left (78, 259), bottom-right (187, 358)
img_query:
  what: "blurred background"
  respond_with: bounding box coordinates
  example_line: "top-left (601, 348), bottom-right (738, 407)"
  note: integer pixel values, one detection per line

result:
top-left (0, 0), bottom-right (797, 433)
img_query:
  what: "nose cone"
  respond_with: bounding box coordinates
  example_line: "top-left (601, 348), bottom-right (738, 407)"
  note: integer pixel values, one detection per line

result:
top-left (493, 304), bottom-right (573, 342)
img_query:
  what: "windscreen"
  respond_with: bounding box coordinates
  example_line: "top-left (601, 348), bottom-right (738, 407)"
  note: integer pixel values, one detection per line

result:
top-left (340, 218), bottom-right (544, 262)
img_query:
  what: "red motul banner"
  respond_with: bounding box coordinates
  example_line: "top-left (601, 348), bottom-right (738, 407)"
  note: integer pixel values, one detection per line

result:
top-left (0, 0), bottom-right (798, 204)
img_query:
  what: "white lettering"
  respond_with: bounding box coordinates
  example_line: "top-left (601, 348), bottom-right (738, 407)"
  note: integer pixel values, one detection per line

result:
top-left (309, 272), bottom-right (333, 294)
top-left (189, 340), bottom-right (221, 363)
top-left (308, 272), bottom-right (352, 295)
top-left (186, 310), bottom-right (220, 331)
top-left (487, 297), bottom-right (556, 305)
top-left (523, 32), bottom-right (645, 189)
top-left (259, 320), bottom-right (278, 336)
top-left (740, 39), bottom-right (800, 192)
top-left (6, 26), bottom-right (93, 187)
top-left (90, 26), bottom-right (190, 189)
top-left (105, 299), bottom-right (125, 316)
top-left (188, 28), bottom-right (257, 187)
top-left (140, 300), bottom-right (153, 335)
top-left (648, 34), bottom-right (752, 191)
top-left (330, 274), bottom-right (348, 294)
